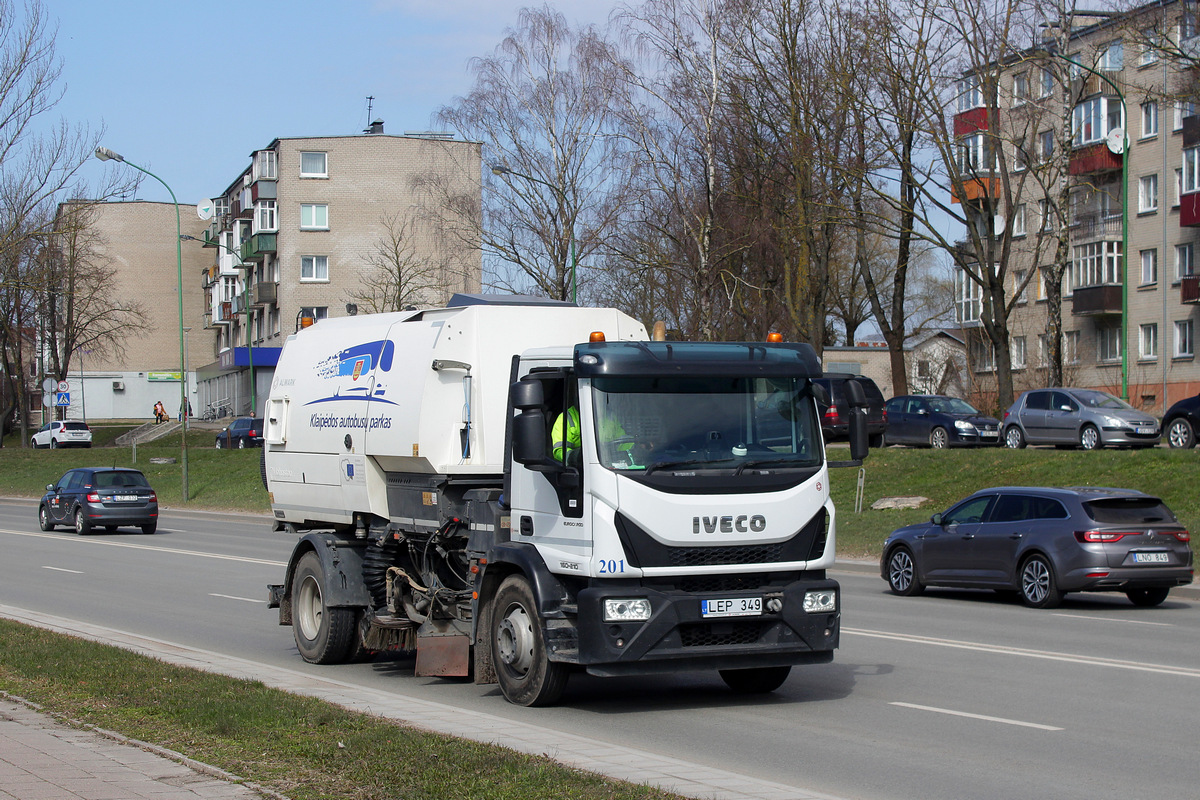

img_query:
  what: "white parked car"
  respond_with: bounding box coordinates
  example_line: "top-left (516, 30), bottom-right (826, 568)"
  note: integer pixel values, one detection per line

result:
top-left (31, 420), bottom-right (93, 449)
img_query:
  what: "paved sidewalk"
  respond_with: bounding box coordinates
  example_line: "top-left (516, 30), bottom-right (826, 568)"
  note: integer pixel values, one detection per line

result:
top-left (0, 698), bottom-right (277, 800)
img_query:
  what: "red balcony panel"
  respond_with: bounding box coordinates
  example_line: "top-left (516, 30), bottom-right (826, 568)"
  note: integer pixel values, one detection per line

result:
top-left (1182, 275), bottom-right (1200, 304)
top-left (1181, 192), bottom-right (1200, 227)
top-left (1069, 142), bottom-right (1122, 176)
top-left (954, 107), bottom-right (991, 136)
top-left (951, 177), bottom-right (1002, 204)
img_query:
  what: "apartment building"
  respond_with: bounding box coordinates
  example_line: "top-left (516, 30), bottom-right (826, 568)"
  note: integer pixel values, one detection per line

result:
top-left (193, 126), bottom-right (482, 416)
top-left (950, 1), bottom-right (1200, 414)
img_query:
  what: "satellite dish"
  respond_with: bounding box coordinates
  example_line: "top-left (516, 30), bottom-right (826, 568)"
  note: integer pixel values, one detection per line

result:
top-left (1106, 127), bottom-right (1126, 155)
top-left (993, 215), bottom-right (1006, 236)
top-left (196, 200), bottom-right (215, 220)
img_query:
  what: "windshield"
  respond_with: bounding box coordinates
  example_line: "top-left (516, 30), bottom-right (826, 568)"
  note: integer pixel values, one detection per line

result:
top-left (590, 376), bottom-right (821, 472)
top-left (927, 397), bottom-right (980, 415)
top-left (1071, 389), bottom-right (1133, 410)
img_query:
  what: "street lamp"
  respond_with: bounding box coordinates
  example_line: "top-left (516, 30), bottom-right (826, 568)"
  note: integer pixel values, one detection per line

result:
top-left (491, 164), bottom-right (577, 303)
top-left (1041, 49), bottom-right (1130, 399)
top-left (95, 146), bottom-right (189, 501)
top-left (180, 234), bottom-right (255, 416)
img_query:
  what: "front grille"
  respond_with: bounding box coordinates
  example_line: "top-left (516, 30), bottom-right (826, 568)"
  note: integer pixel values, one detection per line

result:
top-left (668, 543), bottom-right (785, 567)
top-left (674, 574), bottom-right (778, 593)
top-left (679, 621), bottom-right (766, 647)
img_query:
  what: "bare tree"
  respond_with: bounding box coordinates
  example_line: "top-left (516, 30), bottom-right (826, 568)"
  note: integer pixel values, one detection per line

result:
top-left (348, 210), bottom-right (462, 313)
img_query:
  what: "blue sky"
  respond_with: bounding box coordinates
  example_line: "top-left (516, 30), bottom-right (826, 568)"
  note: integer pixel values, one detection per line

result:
top-left (52, 0), bottom-right (616, 207)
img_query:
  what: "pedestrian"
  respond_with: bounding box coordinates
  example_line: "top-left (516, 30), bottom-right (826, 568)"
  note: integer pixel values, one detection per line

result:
top-left (153, 400), bottom-right (166, 424)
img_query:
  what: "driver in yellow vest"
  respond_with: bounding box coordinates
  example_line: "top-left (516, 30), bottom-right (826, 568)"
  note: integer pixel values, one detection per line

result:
top-left (551, 406), bottom-right (634, 463)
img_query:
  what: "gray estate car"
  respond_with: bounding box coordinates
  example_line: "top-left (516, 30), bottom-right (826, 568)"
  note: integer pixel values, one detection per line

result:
top-left (1002, 388), bottom-right (1160, 449)
top-left (881, 486), bottom-right (1193, 608)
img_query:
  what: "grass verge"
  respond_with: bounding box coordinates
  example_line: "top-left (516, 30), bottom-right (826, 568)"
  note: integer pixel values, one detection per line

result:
top-left (0, 619), bottom-right (684, 800)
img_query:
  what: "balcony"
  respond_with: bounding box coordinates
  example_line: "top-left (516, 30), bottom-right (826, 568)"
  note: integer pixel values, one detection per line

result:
top-left (241, 233), bottom-right (277, 262)
top-left (953, 107), bottom-right (990, 136)
top-left (1069, 142), bottom-right (1121, 176)
top-left (251, 280), bottom-right (278, 306)
top-left (1071, 284), bottom-right (1122, 315)
top-left (1182, 192), bottom-right (1200, 227)
top-left (212, 301), bottom-right (233, 326)
top-left (1069, 213), bottom-right (1122, 242)
top-left (951, 176), bottom-right (1002, 204)
top-left (251, 180), bottom-right (277, 201)
top-left (1182, 275), bottom-right (1200, 304)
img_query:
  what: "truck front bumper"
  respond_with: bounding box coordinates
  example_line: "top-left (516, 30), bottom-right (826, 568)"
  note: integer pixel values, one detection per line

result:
top-left (565, 576), bottom-right (840, 677)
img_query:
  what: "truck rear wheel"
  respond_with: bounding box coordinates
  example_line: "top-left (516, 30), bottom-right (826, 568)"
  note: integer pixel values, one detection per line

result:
top-left (492, 575), bottom-right (568, 706)
top-left (719, 665), bottom-right (792, 694)
top-left (292, 552), bottom-right (357, 664)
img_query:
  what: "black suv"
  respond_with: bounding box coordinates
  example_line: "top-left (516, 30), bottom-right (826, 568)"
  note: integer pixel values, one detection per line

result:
top-left (215, 417), bottom-right (264, 449)
top-left (813, 374), bottom-right (887, 447)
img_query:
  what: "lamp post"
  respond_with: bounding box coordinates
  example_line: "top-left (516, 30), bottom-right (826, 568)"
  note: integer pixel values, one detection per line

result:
top-left (1043, 49), bottom-right (1130, 399)
top-left (95, 146), bottom-right (189, 501)
top-left (180, 234), bottom-right (255, 416)
top-left (490, 164), bottom-right (577, 303)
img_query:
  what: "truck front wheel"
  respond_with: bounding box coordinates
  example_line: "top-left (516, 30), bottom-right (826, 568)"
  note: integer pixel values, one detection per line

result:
top-left (719, 665), bottom-right (792, 694)
top-left (292, 551), bottom-right (357, 664)
top-left (492, 575), bottom-right (568, 706)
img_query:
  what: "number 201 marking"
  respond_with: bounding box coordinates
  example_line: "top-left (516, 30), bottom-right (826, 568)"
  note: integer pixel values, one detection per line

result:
top-left (598, 559), bottom-right (625, 574)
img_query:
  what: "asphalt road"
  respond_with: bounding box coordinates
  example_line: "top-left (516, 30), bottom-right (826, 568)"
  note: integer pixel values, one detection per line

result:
top-left (1, 497), bottom-right (1196, 800)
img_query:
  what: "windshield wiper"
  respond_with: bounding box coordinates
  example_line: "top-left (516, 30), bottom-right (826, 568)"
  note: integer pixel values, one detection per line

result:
top-left (734, 457), bottom-right (808, 475)
top-left (643, 458), bottom-right (717, 475)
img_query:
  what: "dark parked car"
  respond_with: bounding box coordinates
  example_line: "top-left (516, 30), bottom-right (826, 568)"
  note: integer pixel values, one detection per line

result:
top-left (215, 417), bottom-right (264, 449)
top-left (1161, 393), bottom-right (1200, 448)
top-left (884, 395), bottom-right (1001, 448)
top-left (814, 374), bottom-right (887, 447)
top-left (38, 467), bottom-right (158, 535)
top-left (30, 420), bottom-right (92, 449)
top-left (1002, 388), bottom-right (1160, 450)
top-left (881, 486), bottom-right (1193, 608)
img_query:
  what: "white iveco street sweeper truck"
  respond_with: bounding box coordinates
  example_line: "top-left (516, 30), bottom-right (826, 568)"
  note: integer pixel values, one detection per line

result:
top-left (264, 294), bottom-right (869, 705)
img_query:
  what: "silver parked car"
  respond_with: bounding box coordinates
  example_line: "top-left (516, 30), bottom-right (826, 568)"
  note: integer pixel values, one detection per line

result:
top-left (881, 486), bottom-right (1193, 608)
top-left (1001, 388), bottom-right (1160, 450)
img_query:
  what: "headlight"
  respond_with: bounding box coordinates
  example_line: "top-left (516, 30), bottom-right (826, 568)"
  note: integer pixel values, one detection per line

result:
top-left (954, 420), bottom-right (976, 432)
top-left (603, 598), bottom-right (651, 622)
top-left (1103, 416), bottom-right (1127, 428)
top-left (803, 589), bottom-right (837, 613)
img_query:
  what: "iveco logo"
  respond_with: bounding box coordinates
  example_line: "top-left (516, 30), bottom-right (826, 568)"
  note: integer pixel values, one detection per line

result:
top-left (693, 515), bottom-right (767, 534)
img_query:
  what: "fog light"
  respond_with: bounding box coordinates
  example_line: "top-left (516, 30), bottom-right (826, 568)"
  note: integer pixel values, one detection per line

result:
top-left (603, 598), bottom-right (651, 622)
top-left (803, 590), bottom-right (837, 613)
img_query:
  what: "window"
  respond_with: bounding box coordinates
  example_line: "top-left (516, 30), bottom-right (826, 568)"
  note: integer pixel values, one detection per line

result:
top-left (1099, 41), bottom-right (1123, 71)
top-left (1011, 336), bottom-right (1027, 369)
top-left (253, 200), bottom-right (277, 234)
top-left (1012, 204), bottom-right (1027, 237)
top-left (1183, 9), bottom-right (1199, 40)
top-left (1036, 266), bottom-right (1050, 301)
top-left (1014, 139), bottom-right (1029, 172)
top-left (300, 203), bottom-right (329, 230)
top-left (1141, 249), bottom-right (1158, 285)
top-left (1177, 243), bottom-right (1195, 279)
top-left (1140, 323), bottom-right (1159, 359)
top-left (1039, 198), bottom-right (1054, 231)
top-left (1073, 241), bottom-right (1122, 288)
top-left (956, 133), bottom-right (996, 173)
top-left (954, 269), bottom-right (982, 323)
top-left (1073, 97), bottom-right (1122, 146)
top-left (1039, 130), bottom-right (1055, 162)
top-left (1175, 319), bottom-right (1195, 358)
top-left (300, 255), bottom-right (329, 282)
top-left (957, 74), bottom-right (983, 112)
top-left (1013, 268), bottom-right (1029, 303)
top-left (1065, 330), bottom-right (1081, 364)
top-left (1141, 101), bottom-right (1158, 137)
top-left (1185, 147), bottom-right (1200, 194)
top-left (1177, 167), bottom-right (1186, 207)
top-left (1140, 31), bottom-right (1161, 66)
top-left (971, 338), bottom-right (995, 372)
top-left (1174, 100), bottom-right (1196, 131)
top-left (300, 151), bottom-right (328, 177)
top-left (1040, 67), bottom-right (1054, 98)
top-left (299, 306), bottom-right (328, 322)
top-left (1013, 73), bottom-right (1029, 106)
top-left (1098, 324), bottom-right (1121, 362)
top-left (1139, 174), bottom-right (1159, 213)
top-left (253, 149), bottom-right (277, 181)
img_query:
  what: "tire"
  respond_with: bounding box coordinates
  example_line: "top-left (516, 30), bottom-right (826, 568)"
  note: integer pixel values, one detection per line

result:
top-left (141, 523), bottom-right (157, 535)
top-left (74, 508), bottom-right (91, 536)
top-left (50, 438), bottom-right (58, 449)
top-left (1126, 587), bottom-right (1169, 607)
top-left (292, 551), bottom-right (357, 664)
top-left (38, 505), bottom-right (54, 531)
top-left (30, 438), bottom-right (37, 449)
top-left (1166, 418), bottom-right (1196, 449)
top-left (215, 437), bottom-right (224, 449)
top-left (886, 546), bottom-right (924, 596)
top-left (237, 437), bottom-right (247, 450)
top-left (1019, 555), bottom-right (1064, 609)
top-left (492, 574), bottom-right (569, 706)
top-left (929, 426), bottom-right (949, 449)
top-left (1004, 426), bottom-right (1026, 449)
top-left (1079, 424), bottom-right (1101, 451)
top-left (719, 665), bottom-right (792, 694)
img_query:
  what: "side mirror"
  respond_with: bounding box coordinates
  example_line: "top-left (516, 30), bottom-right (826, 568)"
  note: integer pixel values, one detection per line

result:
top-left (510, 378), bottom-right (544, 411)
top-left (931, 513), bottom-right (943, 525)
top-left (512, 408), bottom-right (549, 465)
top-left (810, 382), bottom-right (830, 407)
top-left (845, 379), bottom-right (869, 462)
top-left (46, 484), bottom-right (55, 492)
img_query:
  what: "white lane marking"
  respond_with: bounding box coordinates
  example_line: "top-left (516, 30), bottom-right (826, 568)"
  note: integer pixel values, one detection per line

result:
top-left (890, 702), bottom-right (1064, 731)
top-left (844, 627), bottom-right (1200, 678)
top-left (0, 528), bottom-right (285, 567)
top-left (1052, 613), bottom-right (1173, 627)
top-left (209, 593), bottom-right (265, 603)
top-left (42, 566), bottom-right (84, 574)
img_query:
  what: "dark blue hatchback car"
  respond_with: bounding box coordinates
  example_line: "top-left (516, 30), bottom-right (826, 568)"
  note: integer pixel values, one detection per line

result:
top-left (39, 467), bottom-right (158, 535)
top-left (884, 395), bottom-right (1001, 448)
